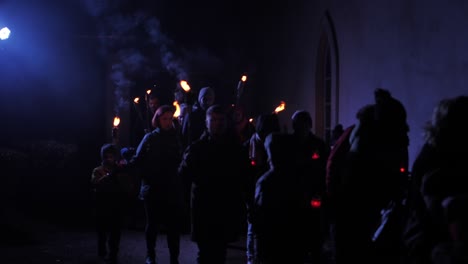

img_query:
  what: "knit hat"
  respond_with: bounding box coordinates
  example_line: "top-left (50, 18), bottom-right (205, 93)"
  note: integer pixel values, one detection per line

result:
top-left (198, 86), bottom-right (215, 103)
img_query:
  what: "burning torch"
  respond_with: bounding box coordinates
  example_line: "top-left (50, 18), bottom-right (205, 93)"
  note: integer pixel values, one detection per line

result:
top-left (112, 116), bottom-right (121, 145)
top-left (180, 80), bottom-right (191, 95)
top-left (145, 89), bottom-right (152, 132)
top-left (273, 101), bottom-right (287, 133)
top-left (236, 75), bottom-right (247, 105)
top-left (133, 97), bottom-right (144, 123)
top-left (173, 100), bottom-right (181, 119)
top-left (273, 101), bottom-right (286, 114)
top-left (179, 80), bottom-right (192, 116)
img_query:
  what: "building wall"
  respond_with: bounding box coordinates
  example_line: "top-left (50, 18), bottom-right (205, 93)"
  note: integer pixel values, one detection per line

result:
top-left (262, 0), bottom-right (468, 165)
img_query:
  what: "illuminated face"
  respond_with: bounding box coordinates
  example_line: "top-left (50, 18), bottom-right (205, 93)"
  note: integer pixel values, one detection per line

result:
top-left (206, 112), bottom-right (227, 137)
top-left (158, 111), bottom-right (174, 131)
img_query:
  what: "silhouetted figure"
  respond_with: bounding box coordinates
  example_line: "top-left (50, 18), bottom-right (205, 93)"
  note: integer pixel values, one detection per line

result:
top-left (133, 92), bottom-right (162, 145)
top-left (180, 86), bottom-right (216, 234)
top-left (432, 195), bottom-right (468, 264)
top-left (246, 113), bottom-right (280, 263)
top-left (330, 124), bottom-right (344, 148)
top-left (91, 143), bottom-right (127, 264)
top-left (181, 86), bottom-right (215, 149)
top-left (252, 133), bottom-right (308, 264)
top-left (118, 147), bottom-right (140, 229)
top-left (179, 105), bottom-right (248, 264)
top-left (145, 93), bottom-right (161, 133)
top-left (131, 105), bottom-right (184, 264)
top-left (403, 95), bottom-right (468, 264)
top-left (325, 123), bottom-right (355, 263)
top-left (229, 105), bottom-right (256, 147)
top-left (291, 110), bottom-right (329, 263)
top-left (333, 89), bottom-right (409, 264)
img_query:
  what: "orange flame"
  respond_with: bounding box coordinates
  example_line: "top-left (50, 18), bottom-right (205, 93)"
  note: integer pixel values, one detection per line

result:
top-left (133, 97), bottom-right (140, 104)
top-left (146, 89), bottom-right (152, 95)
top-left (274, 101), bottom-right (286, 113)
top-left (113, 116), bottom-right (121, 127)
top-left (173, 101), bottom-right (181, 118)
top-left (249, 118), bottom-right (253, 123)
top-left (241, 75), bottom-right (247, 82)
top-left (180, 80), bottom-right (191, 92)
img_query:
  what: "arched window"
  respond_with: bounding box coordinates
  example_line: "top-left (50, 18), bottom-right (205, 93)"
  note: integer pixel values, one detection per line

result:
top-left (315, 12), bottom-right (339, 145)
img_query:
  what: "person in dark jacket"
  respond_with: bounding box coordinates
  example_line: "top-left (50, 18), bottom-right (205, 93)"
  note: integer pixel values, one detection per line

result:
top-left (334, 89), bottom-right (409, 264)
top-left (403, 95), bottom-right (468, 264)
top-left (178, 104), bottom-right (249, 264)
top-left (290, 110), bottom-right (329, 263)
top-left (181, 86), bottom-right (215, 149)
top-left (245, 113), bottom-right (281, 264)
top-left (91, 143), bottom-right (127, 264)
top-left (252, 133), bottom-right (308, 264)
top-left (131, 105), bottom-right (184, 264)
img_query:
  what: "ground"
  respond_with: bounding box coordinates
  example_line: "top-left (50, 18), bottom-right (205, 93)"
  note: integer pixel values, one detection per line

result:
top-left (0, 198), bottom-right (334, 264)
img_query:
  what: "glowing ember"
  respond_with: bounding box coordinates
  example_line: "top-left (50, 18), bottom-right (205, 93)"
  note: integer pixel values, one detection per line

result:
top-left (173, 101), bottom-right (181, 118)
top-left (134, 97), bottom-right (140, 104)
top-left (113, 116), bottom-right (121, 127)
top-left (274, 101), bottom-right (286, 113)
top-left (400, 167), bottom-right (406, 173)
top-left (180, 80), bottom-right (191, 92)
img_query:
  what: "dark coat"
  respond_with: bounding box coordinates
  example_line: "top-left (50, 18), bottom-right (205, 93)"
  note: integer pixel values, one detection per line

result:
top-left (178, 131), bottom-right (248, 242)
top-left (181, 104), bottom-right (206, 149)
top-left (131, 128), bottom-right (184, 208)
top-left (292, 131), bottom-right (329, 200)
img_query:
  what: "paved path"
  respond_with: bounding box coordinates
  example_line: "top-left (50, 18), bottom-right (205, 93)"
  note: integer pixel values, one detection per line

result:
top-left (0, 201), bottom-right (334, 264)
top-left (1, 227), bottom-right (247, 264)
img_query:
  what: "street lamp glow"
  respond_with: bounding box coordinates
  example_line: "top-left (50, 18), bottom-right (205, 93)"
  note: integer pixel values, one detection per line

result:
top-left (0, 27), bottom-right (11, 40)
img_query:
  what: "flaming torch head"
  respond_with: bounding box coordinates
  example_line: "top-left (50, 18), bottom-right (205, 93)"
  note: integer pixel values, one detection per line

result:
top-left (173, 101), bottom-right (181, 118)
top-left (274, 101), bottom-right (286, 114)
top-left (180, 80), bottom-right (191, 92)
top-left (113, 116), bottom-right (121, 127)
top-left (241, 75), bottom-right (247, 82)
top-left (134, 97), bottom-right (140, 104)
top-left (112, 116), bottom-right (120, 144)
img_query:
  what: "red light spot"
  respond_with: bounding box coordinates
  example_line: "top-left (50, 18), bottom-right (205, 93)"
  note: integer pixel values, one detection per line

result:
top-left (251, 160), bottom-right (256, 166)
top-left (311, 198), bottom-right (321, 208)
top-left (400, 167), bottom-right (406, 173)
top-left (312, 152), bottom-right (320, 160)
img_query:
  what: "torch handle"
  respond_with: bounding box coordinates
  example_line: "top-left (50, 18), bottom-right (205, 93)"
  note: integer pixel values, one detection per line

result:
top-left (236, 81), bottom-right (244, 104)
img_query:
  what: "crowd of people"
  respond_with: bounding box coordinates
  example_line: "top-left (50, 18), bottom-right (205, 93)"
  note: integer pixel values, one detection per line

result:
top-left (90, 86), bottom-right (468, 264)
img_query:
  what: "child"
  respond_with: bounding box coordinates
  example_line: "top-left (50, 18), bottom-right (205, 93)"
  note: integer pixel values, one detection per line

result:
top-left (91, 143), bottom-right (126, 264)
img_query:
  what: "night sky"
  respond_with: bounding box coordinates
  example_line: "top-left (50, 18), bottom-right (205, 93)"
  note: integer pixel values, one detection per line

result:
top-left (0, 0), bottom-right (283, 151)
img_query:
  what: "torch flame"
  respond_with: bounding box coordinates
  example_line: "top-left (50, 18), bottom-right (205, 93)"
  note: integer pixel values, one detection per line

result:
top-left (180, 80), bottom-right (191, 92)
top-left (274, 101), bottom-right (286, 113)
top-left (241, 75), bottom-right (247, 82)
top-left (113, 116), bottom-right (121, 127)
top-left (249, 118), bottom-right (253, 123)
top-left (134, 97), bottom-right (140, 104)
top-left (146, 89), bottom-right (152, 95)
top-left (173, 101), bottom-right (181, 118)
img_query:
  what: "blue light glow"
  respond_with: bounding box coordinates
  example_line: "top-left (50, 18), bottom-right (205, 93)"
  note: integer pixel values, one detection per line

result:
top-left (0, 27), bottom-right (11, 40)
